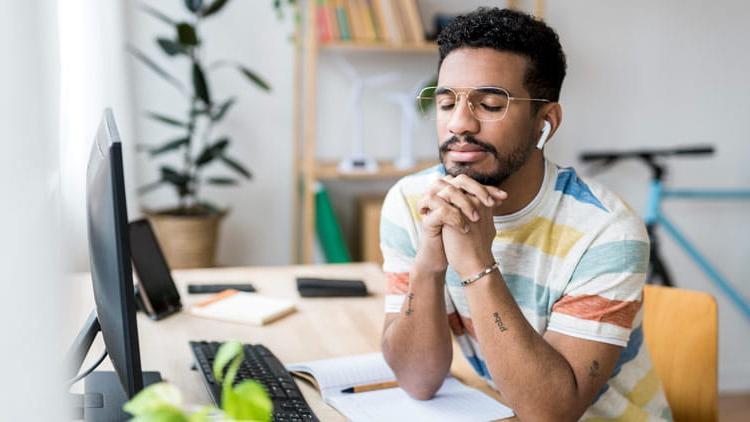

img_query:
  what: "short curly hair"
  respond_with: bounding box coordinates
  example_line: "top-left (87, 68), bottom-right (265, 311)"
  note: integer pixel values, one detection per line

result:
top-left (437, 7), bottom-right (566, 103)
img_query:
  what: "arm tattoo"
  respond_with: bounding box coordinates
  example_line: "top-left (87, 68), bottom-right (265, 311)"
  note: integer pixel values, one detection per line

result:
top-left (492, 312), bottom-right (508, 332)
top-left (405, 293), bottom-right (415, 316)
top-left (588, 360), bottom-right (600, 379)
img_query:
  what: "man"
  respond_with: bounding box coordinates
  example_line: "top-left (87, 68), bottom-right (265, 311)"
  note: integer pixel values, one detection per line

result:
top-left (380, 8), bottom-right (672, 421)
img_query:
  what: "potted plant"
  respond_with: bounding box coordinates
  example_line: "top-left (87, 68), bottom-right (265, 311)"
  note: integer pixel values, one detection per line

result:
top-left (124, 341), bottom-right (273, 421)
top-left (129, 0), bottom-right (271, 268)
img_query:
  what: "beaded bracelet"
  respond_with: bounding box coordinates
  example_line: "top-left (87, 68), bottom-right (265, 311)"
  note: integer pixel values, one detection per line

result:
top-left (460, 262), bottom-right (500, 286)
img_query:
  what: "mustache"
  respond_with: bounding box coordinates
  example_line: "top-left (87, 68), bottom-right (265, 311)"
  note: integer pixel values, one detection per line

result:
top-left (439, 135), bottom-right (498, 157)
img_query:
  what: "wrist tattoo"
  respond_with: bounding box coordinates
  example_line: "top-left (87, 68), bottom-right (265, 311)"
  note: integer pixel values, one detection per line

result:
top-left (492, 312), bottom-right (508, 332)
top-left (405, 293), bottom-right (415, 316)
top-left (588, 360), bottom-right (600, 379)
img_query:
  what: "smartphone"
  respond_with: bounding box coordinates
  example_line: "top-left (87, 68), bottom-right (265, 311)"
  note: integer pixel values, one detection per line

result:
top-left (129, 219), bottom-right (182, 320)
top-left (187, 283), bottom-right (256, 294)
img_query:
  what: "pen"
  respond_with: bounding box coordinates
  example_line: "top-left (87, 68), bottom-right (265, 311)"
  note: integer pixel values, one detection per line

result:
top-left (340, 380), bottom-right (399, 394)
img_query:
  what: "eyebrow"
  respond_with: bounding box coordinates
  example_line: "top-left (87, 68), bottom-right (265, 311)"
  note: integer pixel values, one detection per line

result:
top-left (435, 86), bottom-right (512, 95)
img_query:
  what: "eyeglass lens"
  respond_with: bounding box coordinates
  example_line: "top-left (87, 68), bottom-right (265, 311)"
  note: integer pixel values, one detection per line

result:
top-left (418, 87), bottom-right (510, 122)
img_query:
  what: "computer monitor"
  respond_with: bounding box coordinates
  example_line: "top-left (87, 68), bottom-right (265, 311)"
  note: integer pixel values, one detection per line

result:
top-left (66, 109), bottom-right (161, 421)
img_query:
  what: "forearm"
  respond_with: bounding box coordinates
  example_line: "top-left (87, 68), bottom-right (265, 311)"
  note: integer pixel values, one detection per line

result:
top-left (464, 273), bottom-right (584, 420)
top-left (382, 268), bottom-right (453, 399)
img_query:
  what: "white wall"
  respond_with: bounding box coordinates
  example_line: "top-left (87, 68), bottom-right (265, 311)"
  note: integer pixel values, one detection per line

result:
top-left (127, 0), bottom-right (295, 266)
top-left (126, 1), bottom-right (750, 390)
top-left (0, 1), bottom-right (66, 418)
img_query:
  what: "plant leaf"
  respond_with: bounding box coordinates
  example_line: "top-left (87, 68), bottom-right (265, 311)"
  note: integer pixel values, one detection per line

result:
top-left (157, 38), bottom-right (188, 56)
top-left (211, 97), bottom-right (236, 121)
top-left (198, 201), bottom-right (222, 214)
top-left (123, 382), bottom-right (184, 416)
top-left (127, 45), bottom-right (186, 94)
top-left (150, 137), bottom-right (190, 156)
top-left (195, 138), bottom-right (229, 167)
top-left (176, 22), bottom-right (199, 46)
top-left (220, 155), bottom-right (252, 179)
top-left (138, 180), bottom-right (164, 194)
top-left (160, 167), bottom-right (191, 197)
top-left (225, 380), bottom-right (273, 421)
top-left (192, 62), bottom-right (212, 106)
top-left (146, 112), bottom-right (187, 128)
top-left (186, 406), bottom-right (216, 422)
top-left (184, 0), bottom-right (203, 13)
top-left (237, 66), bottom-right (271, 92)
top-left (139, 3), bottom-right (176, 25)
top-left (201, 0), bottom-right (230, 17)
top-left (206, 177), bottom-right (238, 185)
top-left (212, 341), bottom-right (242, 384)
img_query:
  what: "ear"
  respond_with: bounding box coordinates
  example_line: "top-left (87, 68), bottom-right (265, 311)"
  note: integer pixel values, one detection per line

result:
top-left (536, 103), bottom-right (562, 150)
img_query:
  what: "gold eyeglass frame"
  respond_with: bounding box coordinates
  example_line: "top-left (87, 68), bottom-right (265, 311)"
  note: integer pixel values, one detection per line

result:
top-left (416, 86), bottom-right (551, 122)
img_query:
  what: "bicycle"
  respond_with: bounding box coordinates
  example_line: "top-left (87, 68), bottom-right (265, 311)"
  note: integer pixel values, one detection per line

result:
top-left (579, 145), bottom-right (750, 323)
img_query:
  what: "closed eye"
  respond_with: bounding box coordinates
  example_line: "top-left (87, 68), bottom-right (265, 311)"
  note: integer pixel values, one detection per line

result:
top-left (480, 103), bottom-right (504, 112)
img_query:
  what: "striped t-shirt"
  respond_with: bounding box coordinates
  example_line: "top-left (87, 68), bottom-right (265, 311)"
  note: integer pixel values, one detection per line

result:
top-left (380, 160), bottom-right (672, 421)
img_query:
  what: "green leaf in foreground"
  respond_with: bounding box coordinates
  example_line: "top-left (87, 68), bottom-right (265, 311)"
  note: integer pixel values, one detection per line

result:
top-left (223, 380), bottom-right (273, 421)
top-left (123, 382), bottom-right (184, 417)
top-left (212, 341), bottom-right (243, 384)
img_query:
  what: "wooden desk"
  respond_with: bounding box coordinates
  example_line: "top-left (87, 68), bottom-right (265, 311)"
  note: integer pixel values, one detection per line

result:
top-left (69, 263), bottom-right (513, 420)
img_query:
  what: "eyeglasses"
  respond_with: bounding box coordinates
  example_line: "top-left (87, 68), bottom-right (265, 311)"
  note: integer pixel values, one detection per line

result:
top-left (416, 86), bottom-right (550, 122)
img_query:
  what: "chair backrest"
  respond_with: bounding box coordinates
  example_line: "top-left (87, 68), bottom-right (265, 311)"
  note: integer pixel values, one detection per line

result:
top-left (642, 285), bottom-right (718, 422)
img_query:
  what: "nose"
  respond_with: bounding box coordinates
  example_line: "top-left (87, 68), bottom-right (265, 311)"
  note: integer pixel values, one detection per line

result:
top-left (446, 93), bottom-right (480, 137)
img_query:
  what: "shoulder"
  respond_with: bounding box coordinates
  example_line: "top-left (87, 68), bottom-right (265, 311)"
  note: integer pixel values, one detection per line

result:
top-left (552, 165), bottom-right (647, 242)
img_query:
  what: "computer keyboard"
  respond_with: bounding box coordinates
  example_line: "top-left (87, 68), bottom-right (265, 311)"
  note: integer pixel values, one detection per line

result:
top-left (189, 341), bottom-right (318, 422)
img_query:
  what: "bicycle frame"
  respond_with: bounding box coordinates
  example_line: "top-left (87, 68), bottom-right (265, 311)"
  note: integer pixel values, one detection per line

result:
top-left (645, 180), bottom-right (750, 322)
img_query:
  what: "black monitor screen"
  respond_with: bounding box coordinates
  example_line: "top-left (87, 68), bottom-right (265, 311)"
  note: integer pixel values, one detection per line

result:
top-left (85, 109), bottom-right (143, 397)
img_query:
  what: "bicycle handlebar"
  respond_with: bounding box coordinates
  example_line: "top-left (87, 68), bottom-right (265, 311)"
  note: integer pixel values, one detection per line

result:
top-left (579, 145), bottom-right (714, 162)
top-left (579, 145), bottom-right (715, 181)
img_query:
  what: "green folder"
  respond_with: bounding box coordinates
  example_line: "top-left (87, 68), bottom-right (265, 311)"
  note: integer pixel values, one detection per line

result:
top-left (315, 182), bottom-right (351, 263)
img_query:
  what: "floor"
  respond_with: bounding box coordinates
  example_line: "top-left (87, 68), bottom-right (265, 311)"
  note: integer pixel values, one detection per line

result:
top-left (719, 394), bottom-right (750, 421)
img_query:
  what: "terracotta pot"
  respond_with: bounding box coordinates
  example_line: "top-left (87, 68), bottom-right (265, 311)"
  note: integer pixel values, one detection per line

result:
top-left (144, 210), bottom-right (226, 269)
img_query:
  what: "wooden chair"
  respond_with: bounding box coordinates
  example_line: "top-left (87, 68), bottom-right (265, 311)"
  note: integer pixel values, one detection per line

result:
top-left (642, 285), bottom-right (718, 422)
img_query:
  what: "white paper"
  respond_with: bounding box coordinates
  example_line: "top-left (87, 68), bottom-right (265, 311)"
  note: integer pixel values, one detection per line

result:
top-left (328, 378), bottom-right (514, 422)
top-left (287, 353), bottom-right (514, 421)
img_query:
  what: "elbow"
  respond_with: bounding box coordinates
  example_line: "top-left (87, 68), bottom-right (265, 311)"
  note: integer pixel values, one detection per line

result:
top-left (513, 401), bottom-right (586, 422)
top-left (400, 379), bottom-right (442, 401)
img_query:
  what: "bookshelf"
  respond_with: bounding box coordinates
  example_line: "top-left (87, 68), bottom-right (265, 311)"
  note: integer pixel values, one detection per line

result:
top-left (292, 0), bottom-right (546, 264)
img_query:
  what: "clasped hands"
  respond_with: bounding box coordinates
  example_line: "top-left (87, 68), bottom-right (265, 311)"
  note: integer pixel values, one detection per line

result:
top-left (415, 174), bottom-right (507, 278)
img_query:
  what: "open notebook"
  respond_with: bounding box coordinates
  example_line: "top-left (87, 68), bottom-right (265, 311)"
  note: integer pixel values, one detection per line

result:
top-left (286, 352), bottom-right (514, 422)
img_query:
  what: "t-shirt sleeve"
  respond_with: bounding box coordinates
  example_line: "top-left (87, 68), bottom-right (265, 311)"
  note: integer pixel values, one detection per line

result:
top-left (547, 214), bottom-right (650, 347)
top-left (380, 181), bottom-right (419, 313)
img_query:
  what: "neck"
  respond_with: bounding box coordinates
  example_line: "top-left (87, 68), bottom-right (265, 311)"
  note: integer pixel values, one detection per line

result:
top-left (493, 151), bottom-right (546, 216)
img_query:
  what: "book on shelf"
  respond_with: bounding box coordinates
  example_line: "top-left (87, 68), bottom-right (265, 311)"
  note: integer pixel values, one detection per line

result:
top-left (315, 0), bottom-right (426, 45)
top-left (334, 0), bottom-right (351, 40)
top-left (286, 352), bottom-right (515, 422)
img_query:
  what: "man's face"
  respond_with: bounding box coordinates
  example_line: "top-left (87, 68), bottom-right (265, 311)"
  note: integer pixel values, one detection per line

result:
top-left (437, 48), bottom-right (538, 187)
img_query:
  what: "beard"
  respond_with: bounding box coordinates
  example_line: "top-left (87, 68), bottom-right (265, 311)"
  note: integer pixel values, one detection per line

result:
top-left (439, 134), bottom-right (533, 187)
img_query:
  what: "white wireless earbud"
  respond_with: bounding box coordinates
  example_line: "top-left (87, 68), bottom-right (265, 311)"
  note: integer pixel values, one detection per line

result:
top-left (536, 120), bottom-right (552, 150)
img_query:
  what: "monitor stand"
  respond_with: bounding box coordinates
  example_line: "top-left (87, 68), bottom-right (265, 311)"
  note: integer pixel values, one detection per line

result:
top-left (81, 371), bottom-right (162, 421)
